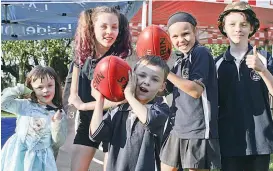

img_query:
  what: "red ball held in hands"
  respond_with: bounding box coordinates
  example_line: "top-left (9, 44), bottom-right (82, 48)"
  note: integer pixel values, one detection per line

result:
top-left (93, 55), bottom-right (131, 102)
top-left (136, 25), bottom-right (172, 61)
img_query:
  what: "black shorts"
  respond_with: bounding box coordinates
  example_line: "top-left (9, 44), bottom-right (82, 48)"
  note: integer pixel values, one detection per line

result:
top-left (73, 112), bottom-right (100, 148)
top-left (160, 134), bottom-right (221, 169)
top-left (221, 154), bottom-right (270, 171)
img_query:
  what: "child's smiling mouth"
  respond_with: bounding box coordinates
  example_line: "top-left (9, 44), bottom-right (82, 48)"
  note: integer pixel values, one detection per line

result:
top-left (43, 95), bottom-right (51, 99)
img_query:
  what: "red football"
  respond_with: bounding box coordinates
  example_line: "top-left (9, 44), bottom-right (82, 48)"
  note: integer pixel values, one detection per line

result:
top-left (136, 25), bottom-right (172, 61)
top-left (93, 55), bottom-right (131, 102)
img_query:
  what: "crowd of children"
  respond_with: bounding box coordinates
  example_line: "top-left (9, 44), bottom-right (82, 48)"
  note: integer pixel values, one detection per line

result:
top-left (1, 2), bottom-right (273, 171)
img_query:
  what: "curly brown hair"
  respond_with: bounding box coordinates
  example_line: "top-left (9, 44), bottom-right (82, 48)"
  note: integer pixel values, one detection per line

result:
top-left (74, 6), bottom-right (132, 66)
top-left (25, 65), bottom-right (63, 108)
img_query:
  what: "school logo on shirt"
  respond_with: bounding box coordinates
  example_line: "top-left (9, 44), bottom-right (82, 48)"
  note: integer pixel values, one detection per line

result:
top-left (250, 70), bottom-right (261, 81)
top-left (182, 68), bottom-right (189, 79)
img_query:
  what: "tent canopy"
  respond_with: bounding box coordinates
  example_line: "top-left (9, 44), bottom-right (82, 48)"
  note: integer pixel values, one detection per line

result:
top-left (131, 1), bottom-right (273, 28)
top-left (130, 0), bottom-right (273, 45)
top-left (1, 0), bottom-right (142, 40)
top-left (2, 0), bottom-right (273, 45)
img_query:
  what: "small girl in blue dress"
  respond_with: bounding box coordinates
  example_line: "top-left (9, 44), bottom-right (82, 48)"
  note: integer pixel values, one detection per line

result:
top-left (1, 65), bottom-right (67, 171)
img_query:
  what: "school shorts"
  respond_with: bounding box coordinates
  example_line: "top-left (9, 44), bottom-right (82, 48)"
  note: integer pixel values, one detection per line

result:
top-left (73, 112), bottom-right (100, 148)
top-left (160, 134), bottom-right (221, 169)
top-left (221, 154), bottom-right (270, 171)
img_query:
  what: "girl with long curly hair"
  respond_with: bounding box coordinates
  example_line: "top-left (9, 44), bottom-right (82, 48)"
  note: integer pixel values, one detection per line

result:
top-left (64, 6), bottom-right (132, 171)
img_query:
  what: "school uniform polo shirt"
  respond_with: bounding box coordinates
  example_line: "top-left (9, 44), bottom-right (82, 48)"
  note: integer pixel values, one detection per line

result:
top-left (90, 102), bottom-right (169, 171)
top-left (215, 45), bottom-right (273, 157)
top-left (166, 43), bottom-right (219, 139)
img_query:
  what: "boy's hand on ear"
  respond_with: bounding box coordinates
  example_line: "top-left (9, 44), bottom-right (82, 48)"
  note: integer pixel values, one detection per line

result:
top-left (246, 46), bottom-right (266, 73)
top-left (124, 70), bottom-right (137, 98)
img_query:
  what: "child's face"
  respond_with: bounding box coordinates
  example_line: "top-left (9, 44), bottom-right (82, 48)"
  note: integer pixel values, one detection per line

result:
top-left (223, 12), bottom-right (252, 44)
top-left (31, 74), bottom-right (55, 106)
top-left (94, 12), bottom-right (119, 50)
top-left (134, 63), bottom-right (165, 104)
top-left (168, 22), bottom-right (196, 54)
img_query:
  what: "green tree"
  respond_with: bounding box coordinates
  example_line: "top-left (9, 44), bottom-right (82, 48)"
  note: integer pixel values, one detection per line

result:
top-left (1, 39), bottom-right (73, 88)
top-left (205, 44), bottom-right (229, 57)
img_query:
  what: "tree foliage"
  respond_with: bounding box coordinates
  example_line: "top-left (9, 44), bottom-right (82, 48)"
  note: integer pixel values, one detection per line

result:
top-left (205, 44), bottom-right (229, 57)
top-left (1, 39), bottom-right (73, 89)
top-left (2, 39), bottom-right (271, 91)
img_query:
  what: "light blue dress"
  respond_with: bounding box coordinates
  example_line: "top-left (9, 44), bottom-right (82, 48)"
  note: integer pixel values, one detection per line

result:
top-left (1, 84), bottom-right (67, 171)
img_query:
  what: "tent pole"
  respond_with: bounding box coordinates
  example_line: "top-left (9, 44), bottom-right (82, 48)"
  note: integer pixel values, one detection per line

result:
top-left (148, 0), bottom-right (152, 26)
top-left (4, 4), bottom-right (8, 22)
top-left (141, 0), bottom-right (147, 30)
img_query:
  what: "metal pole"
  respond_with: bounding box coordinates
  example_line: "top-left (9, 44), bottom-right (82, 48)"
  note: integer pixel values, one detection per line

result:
top-left (141, 0), bottom-right (147, 30)
top-left (148, 0), bottom-right (152, 26)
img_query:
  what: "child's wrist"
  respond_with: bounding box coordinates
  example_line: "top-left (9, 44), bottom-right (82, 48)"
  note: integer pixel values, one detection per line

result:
top-left (80, 103), bottom-right (87, 111)
top-left (261, 67), bottom-right (267, 73)
top-left (97, 94), bottom-right (104, 102)
top-left (258, 67), bottom-right (267, 74)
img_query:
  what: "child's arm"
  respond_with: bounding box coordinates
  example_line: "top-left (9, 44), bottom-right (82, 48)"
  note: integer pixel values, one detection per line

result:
top-left (69, 94), bottom-right (125, 111)
top-left (62, 62), bottom-right (74, 114)
top-left (258, 68), bottom-right (273, 96)
top-left (168, 47), bottom-right (213, 98)
top-left (68, 65), bottom-right (80, 104)
top-left (1, 83), bottom-right (33, 115)
top-left (124, 71), bottom-right (148, 123)
top-left (51, 109), bottom-right (67, 159)
top-left (69, 77), bottom-right (126, 111)
top-left (89, 86), bottom-right (113, 142)
top-left (167, 72), bottom-right (204, 98)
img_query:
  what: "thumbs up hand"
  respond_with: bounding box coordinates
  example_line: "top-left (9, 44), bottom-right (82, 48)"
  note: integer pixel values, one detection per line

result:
top-left (246, 46), bottom-right (266, 73)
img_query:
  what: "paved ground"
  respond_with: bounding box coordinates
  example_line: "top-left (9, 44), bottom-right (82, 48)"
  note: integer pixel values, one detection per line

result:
top-left (56, 115), bottom-right (105, 171)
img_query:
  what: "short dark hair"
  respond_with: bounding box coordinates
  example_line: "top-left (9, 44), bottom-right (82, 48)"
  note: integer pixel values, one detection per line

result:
top-left (25, 65), bottom-right (62, 108)
top-left (134, 55), bottom-right (170, 81)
